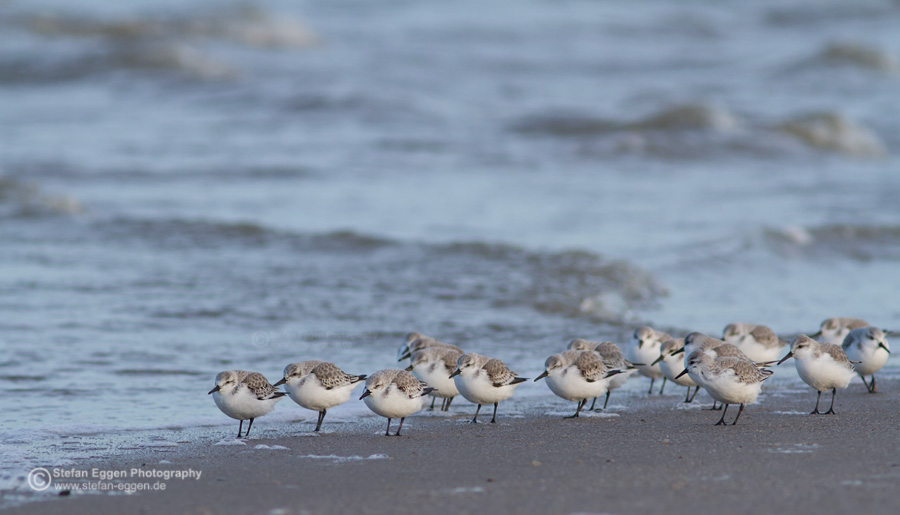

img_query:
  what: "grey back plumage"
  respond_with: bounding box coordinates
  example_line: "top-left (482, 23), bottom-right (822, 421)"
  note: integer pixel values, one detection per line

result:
top-left (711, 343), bottom-right (749, 359)
top-left (594, 342), bottom-right (627, 368)
top-left (722, 358), bottom-right (774, 384)
top-left (367, 369), bottom-right (432, 398)
top-left (243, 372), bottom-right (285, 400)
top-left (567, 339), bottom-right (596, 351)
top-left (822, 343), bottom-right (853, 369)
top-left (409, 338), bottom-right (463, 355)
top-left (821, 317), bottom-right (869, 332)
top-left (749, 325), bottom-right (782, 348)
top-left (312, 362), bottom-right (366, 389)
top-left (393, 369), bottom-right (431, 398)
top-left (483, 358), bottom-right (523, 387)
top-left (573, 351), bottom-right (608, 382)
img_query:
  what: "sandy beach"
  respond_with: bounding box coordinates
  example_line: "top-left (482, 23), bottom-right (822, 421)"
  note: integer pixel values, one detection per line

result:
top-left (8, 378), bottom-right (900, 515)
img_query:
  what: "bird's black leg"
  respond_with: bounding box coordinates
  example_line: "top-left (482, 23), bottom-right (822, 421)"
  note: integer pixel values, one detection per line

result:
top-left (445, 397), bottom-right (454, 411)
top-left (430, 396), bottom-right (436, 410)
top-left (471, 404), bottom-right (482, 423)
top-left (491, 402), bottom-right (499, 423)
top-left (715, 404), bottom-right (729, 425)
top-left (708, 401), bottom-right (720, 410)
top-left (589, 397), bottom-right (597, 410)
top-left (687, 386), bottom-right (700, 403)
top-left (863, 374), bottom-right (877, 393)
top-left (315, 410), bottom-right (326, 432)
top-left (395, 417), bottom-right (405, 436)
top-left (602, 391), bottom-right (611, 410)
top-left (731, 404), bottom-right (745, 425)
top-left (824, 388), bottom-right (837, 414)
top-left (659, 377), bottom-right (667, 395)
top-left (566, 399), bottom-right (585, 419)
top-left (245, 418), bottom-right (254, 437)
top-left (647, 378), bottom-right (655, 395)
top-left (385, 418), bottom-right (392, 436)
top-left (237, 420), bottom-right (243, 438)
top-left (810, 391), bottom-right (821, 414)
top-left (684, 387), bottom-right (691, 403)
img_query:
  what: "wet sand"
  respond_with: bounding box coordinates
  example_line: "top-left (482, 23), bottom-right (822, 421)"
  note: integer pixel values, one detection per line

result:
top-left (9, 379), bottom-right (900, 515)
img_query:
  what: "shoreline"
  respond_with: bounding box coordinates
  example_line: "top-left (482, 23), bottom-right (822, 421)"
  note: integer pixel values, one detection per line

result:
top-left (6, 379), bottom-right (900, 515)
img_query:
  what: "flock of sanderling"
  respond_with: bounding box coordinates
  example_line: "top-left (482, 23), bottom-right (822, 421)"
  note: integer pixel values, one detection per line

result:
top-left (209, 317), bottom-right (891, 437)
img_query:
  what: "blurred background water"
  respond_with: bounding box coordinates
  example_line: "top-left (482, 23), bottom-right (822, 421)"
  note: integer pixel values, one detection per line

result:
top-left (2, 0), bottom-right (899, 498)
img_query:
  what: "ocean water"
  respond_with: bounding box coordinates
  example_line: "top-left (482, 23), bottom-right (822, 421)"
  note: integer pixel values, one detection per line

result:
top-left (2, 0), bottom-right (900, 501)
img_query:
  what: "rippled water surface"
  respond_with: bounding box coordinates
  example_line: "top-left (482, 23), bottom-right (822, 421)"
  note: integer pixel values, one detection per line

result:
top-left (2, 0), bottom-right (900, 499)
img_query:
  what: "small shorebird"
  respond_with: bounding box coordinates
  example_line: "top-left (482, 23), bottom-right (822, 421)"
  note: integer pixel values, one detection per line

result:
top-left (842, 327), bottom-right (891, 393)
top-left (568, 339), bottom-right (635, 410)
top-left (360, 369), bottom-right (434, 436)
top-left (677, 351), bottom-right (772, 425)
top-left (778, 335), bottom-right (855, 414)
top-left (209, 370), bottom-right (286, 438)
top-left (722, 323), bottom-right (787, 363)
top-left (626, 326), bottom-right (672, 394)
top-left (682, 332), bottom-right (749, 360)
top-left (814, 317), bottom-right (869, 345)
top-left (406, 347), bottom-right (463, 411)
top-left (397, 332), bottom-right (428, 360)
top-left (535, 350), bottom-right (620, 418)
top-left (450, 353), bottom-right (527, 423)
top-left (680, 332), bottom-right (751, 409)
top-left (651, 338), bottom-right (699, 403)
top-left (274, 361), bottom-right (366, 432)
top-left (398, 335), bottom-right (463, 362)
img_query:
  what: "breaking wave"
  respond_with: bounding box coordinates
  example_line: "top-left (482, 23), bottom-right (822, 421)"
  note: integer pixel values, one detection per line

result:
top-left (0, 176), bottom-right (85, 218)
top-left (761, 224), bottom-right (900, 262)
top-left (90, 216), bottom-right (668, 324)
top-left (511, 103), bottom-right (888, 159)
top-left (777, 112), bottom-right (887, 158)
top-left (811, 42), bottom-right (900, 74)
top-left (511, 103), bottom-right (740, 137)
top-left (0, 7), bottom-right (316, 83)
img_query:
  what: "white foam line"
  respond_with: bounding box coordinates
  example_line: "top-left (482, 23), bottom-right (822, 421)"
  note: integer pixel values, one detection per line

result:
top-left (296, 454), bottom-right (388, 463)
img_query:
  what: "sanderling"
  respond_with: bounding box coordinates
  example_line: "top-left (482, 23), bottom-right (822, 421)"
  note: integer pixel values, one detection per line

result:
top-left (815, 317), bottom-right (869, 345)
top-left (682, 332), bottom-right (749, 360)
top-left (535, 350), bottom-right (620, 418)
top-left (406, 347), bottom-right (463, 411)
top-left (842, 327), bottom-right (891, 393)
top-left (398, 332), bottom-right (432, 360)
top-left (568, 339), bottom-right (635, 409)
top-left (593, 341), bottom-right (635, 409)
top-left (360, 369), bottom-right (434, 436)
top-left (274, 361), bottom-right (366, 432)
top-left (778, 335), bottom-right (855, 414)
top-left (450, 353), bottom-right (528, 423)
top-left (651, 338), bottom-right (699, 403)
top-left (722, 323), bottom-right (786, 363)
top-left (209, 370), bottom-right (286, 438)
top-left (677, 351), bottom-right (772, 425)
top-left (567, 338), bottom-right (599, 353)
top-left (681, 332), bottom-right (751, 409)
top-left (626, 326), bottom-right (672, 394)
top-left (398, 336), bottom-right (463, 362)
